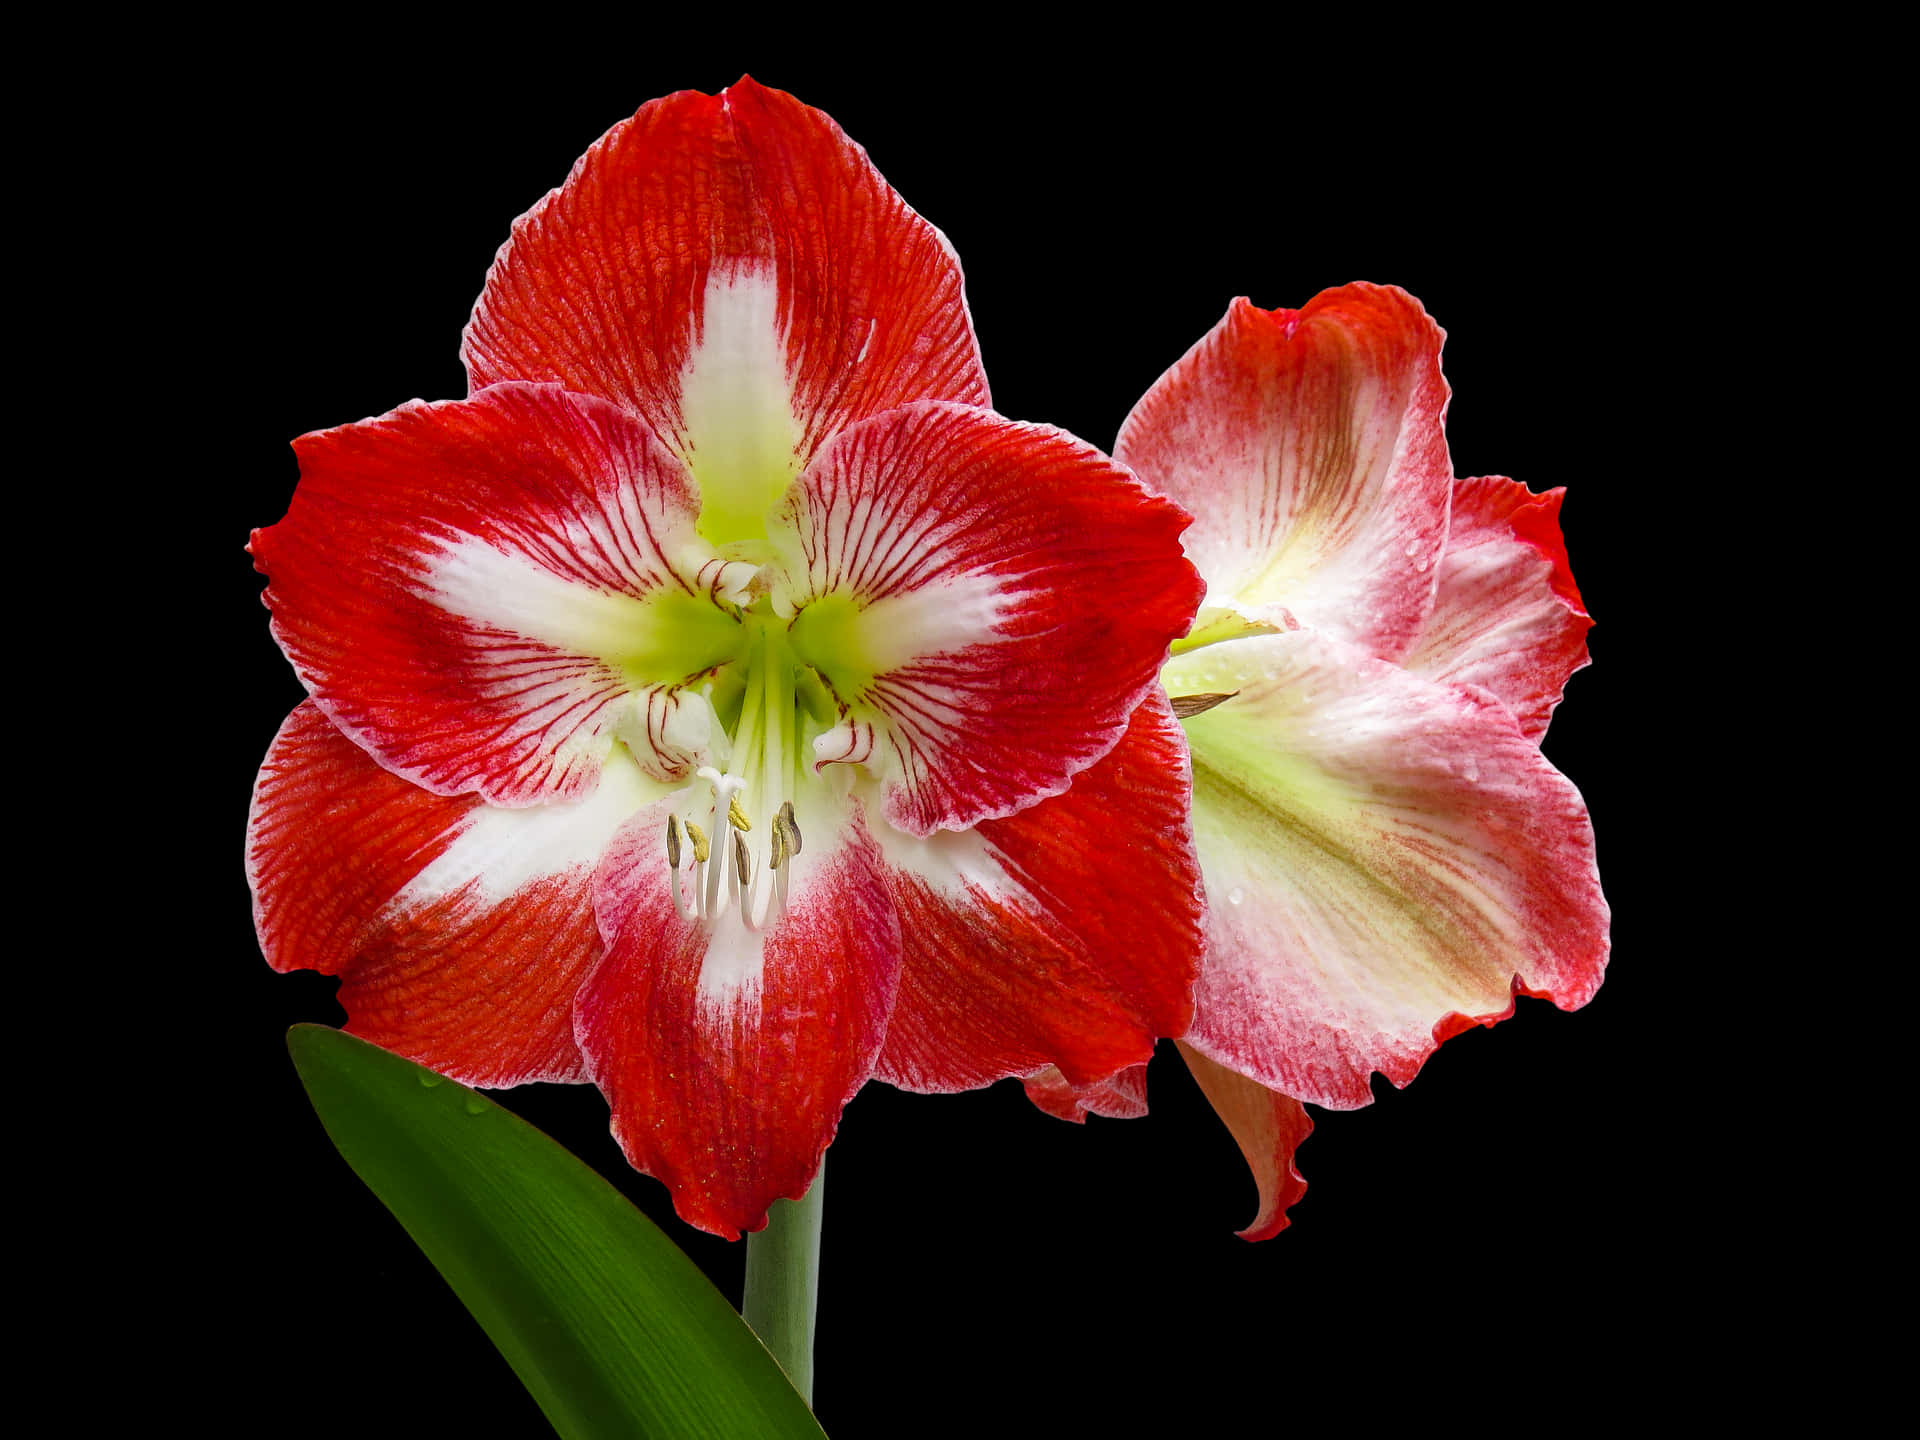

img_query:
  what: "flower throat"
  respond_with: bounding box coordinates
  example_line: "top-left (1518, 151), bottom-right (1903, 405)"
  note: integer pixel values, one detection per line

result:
top-left (659, 606), bottom-right (834, 932)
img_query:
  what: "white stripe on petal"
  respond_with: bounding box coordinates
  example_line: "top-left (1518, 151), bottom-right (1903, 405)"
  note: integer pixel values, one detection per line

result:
top-left (396, 748), bottom-right (654, 908)
top-left (680, 267), bottom-right (802, 543)
top-left (867, 815), bottom-right (1022, 904)
top-left (426, 537), bottom-right (670, 661)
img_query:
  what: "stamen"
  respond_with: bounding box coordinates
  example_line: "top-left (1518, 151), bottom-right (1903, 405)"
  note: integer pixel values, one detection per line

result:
top-left (683, 820), bottom-right (711, 864)
top-left (1170, 690), bottom-right (1240, 719)
top-left (677, 736), bottom-right (798, 934)
top-left (665, 815), bottom-right (700, 923)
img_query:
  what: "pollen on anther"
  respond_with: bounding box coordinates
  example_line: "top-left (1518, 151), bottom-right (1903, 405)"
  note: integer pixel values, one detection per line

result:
top-left (728, 793), bottom-right (753, 832)
top-left (684, 820), bottom-right (711, 864)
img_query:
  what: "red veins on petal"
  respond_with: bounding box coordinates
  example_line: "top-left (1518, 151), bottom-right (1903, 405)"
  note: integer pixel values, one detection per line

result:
top-left (784, 403), bottom-right (1206, 837)
top-left (251, 384), bottom-right (713, 807)
top-left (873, 694), bottom-right (1204, 1094)
top-left (1117, 284), bottom-right (1452, 661)
top-left (463, 76), bottom-right (988, 463)
top-left (1402, 475), bottom-right (1594, 740)
top-left (248, 702), bottom-right (605, 1087)
top-left (579, 801), bottom-right (901, 1239)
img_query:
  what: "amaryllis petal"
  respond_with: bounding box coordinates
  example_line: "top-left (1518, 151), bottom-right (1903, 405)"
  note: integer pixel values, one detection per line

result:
top-left (1021, 1063), bottom-right (1149, 1123)
top-left (252, 383), bottom-right (739, 806)
top-left (247, 702), bottom-right (648, 1086)
top-left (578, 797), bottom-right (899, 1239)
top-left (1116, 285), bottom-right (1451, 661)
top-left (778, 402), bottom-right (1205, 837)
top-left (1165, 628), bottom-right (1607, 1109)
top-left (872, 695), bottom-right (1202, 1092)
top-left (1402, 476), bottom-right (1593, 741)
top-left (463, 76), bottom-right (988, 542)
top-left (1175, 1042), bottom-right (1312, 1242)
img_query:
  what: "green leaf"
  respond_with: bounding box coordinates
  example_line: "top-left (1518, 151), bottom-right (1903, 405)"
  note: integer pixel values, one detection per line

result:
top-left (288, 1025), bottom-right (827, 1440)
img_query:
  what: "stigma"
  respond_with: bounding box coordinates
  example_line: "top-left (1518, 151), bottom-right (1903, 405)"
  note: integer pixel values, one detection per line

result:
top-left (665, 766), bottom-right (803, 932)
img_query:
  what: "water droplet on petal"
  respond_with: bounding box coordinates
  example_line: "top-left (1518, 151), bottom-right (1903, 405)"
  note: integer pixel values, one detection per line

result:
top-left (463, 1094), bottom-right (487, 1115)
top-left (1461, 757), bottom-right (1480, 782)
top-left (1227, 886), bottom-right (1246, 906)
top-left (418, 1072), bottom-right (445, 1089)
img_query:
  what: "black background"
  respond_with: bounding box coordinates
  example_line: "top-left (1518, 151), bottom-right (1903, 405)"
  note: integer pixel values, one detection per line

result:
top-left (168, 36), bottom-right (1725, 1438)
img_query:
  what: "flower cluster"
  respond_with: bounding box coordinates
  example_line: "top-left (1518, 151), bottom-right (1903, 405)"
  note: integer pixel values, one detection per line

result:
top-left (250, 79), bottom-right (1607, 1244)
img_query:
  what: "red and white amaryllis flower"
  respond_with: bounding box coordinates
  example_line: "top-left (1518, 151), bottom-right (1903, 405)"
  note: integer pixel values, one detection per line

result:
top-left (1027, 284), bottom-right (1608, 1238)
top-left (247, 78), bottom-right (1205, 1238)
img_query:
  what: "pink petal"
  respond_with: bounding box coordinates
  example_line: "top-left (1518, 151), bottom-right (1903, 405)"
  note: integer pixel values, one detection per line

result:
top-left (1167, 629), bottom-right (1608, 1109)
top-left (872, 695), bottom-right (1203, 1093)
top-left (577, 798), bottom-right (899, 1239)
top-left (1022, 1064), bottom-right (1150, 1123)
top-left (781, 403), bottom-right (1204, 836)
top-left (1176, 1042), bottom-right (1312, 1241)
top-left (463, 76), bottom-right (987, 469)
top-left (247, 702), bottom-right (641, 1086)
top-left (1403, 476), bottom-right (1593, 741)
top-left (1116, 284), bottom-right (1452, 662)
top-left (252, 383), bottom-right (735, 807)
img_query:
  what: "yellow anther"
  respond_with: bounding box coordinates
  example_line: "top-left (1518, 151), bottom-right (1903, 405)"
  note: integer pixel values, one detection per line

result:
top-left (684, 821), bottom-right (711, 864)
top-left (769, 822), bottom-right (788, 871)
top-left (728, 792), bottom-right (753, 832)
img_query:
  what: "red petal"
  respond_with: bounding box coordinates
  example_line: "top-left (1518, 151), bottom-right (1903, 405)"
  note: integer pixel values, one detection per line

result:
top-left (873, 695), bottom-right (1202, 1093)
top-left (1117, 284), bottom-right (1451, 662)
top-left (1022, 1064), bottom-right (1150, 1123)
top-left (578, 799), bottom-right (899, 1239)
top-left (463, 77), bottom-right (987, 467)
top-left (782, 403), bottom-right (1204, 836)
top-left (252, 383), bottom-right (733, 806)
top-left (1177, 1042), bottom-right (1312, 1241)
top-left (1403, 476), bottom-right (1593, 741)
top-left (247, 702), bottom-right (635, 1086)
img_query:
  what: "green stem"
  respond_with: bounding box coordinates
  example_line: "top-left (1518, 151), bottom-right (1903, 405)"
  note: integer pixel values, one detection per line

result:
top-left (742, 1160), bottom-right (824, 1405)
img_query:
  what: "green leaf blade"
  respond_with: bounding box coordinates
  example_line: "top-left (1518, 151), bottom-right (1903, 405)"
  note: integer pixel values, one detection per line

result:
top-left (287, 1025), bottom-right (826, 1440)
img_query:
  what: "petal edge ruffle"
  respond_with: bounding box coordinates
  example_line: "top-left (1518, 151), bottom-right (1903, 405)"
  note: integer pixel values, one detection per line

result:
top-left (1403, 476), bottom-right (1592, 741)
top-left (1170, 628), bottom-right (1608, 1109)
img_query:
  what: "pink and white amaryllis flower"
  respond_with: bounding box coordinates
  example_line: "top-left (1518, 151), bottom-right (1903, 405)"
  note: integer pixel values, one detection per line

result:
top-left (247, 78), bottom-right (1206, 1239)
top-left (1027, 284), bottom-right (1608, 1238)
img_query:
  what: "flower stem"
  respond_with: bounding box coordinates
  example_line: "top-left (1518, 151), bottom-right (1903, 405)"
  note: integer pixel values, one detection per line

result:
top-left (742, 1160), bottom-right (824, 1405)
